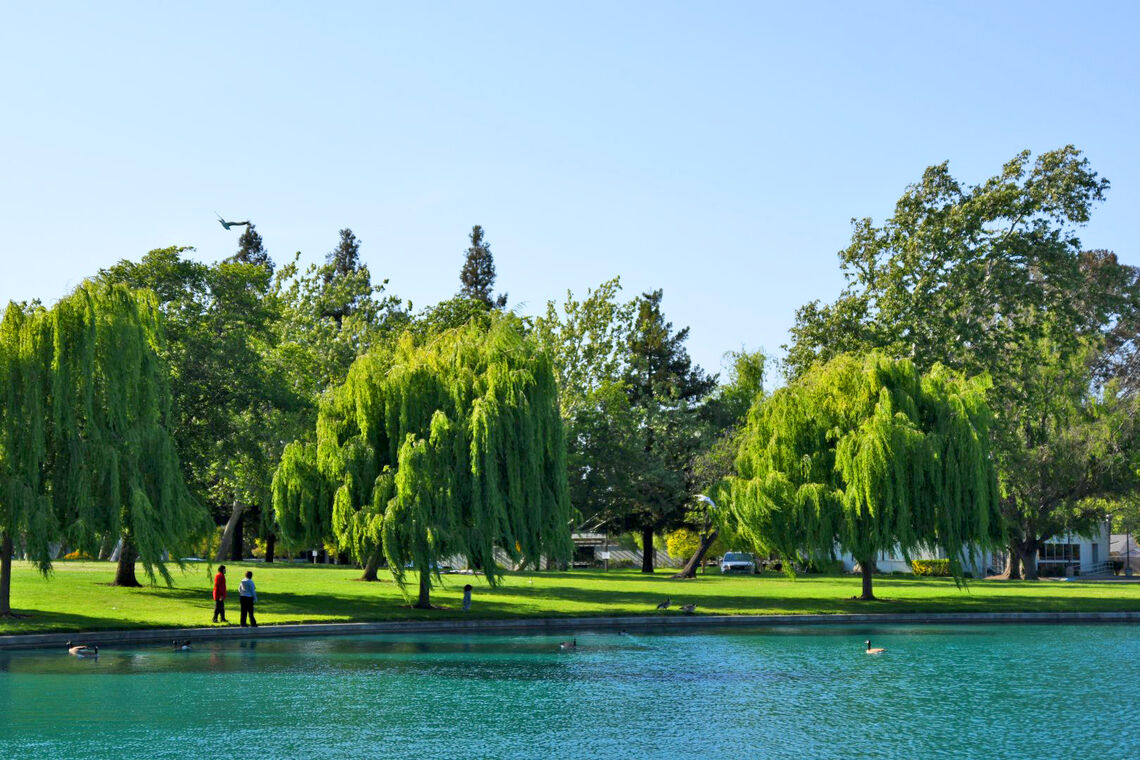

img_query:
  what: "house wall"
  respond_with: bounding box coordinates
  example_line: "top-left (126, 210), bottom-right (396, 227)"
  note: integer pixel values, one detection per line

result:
top-left (838, 520), bottom-right (1112, 577)
top-left (840, 546), bottom-right (992, 577)
top-left (1037, 520), bottom-right (1111, 575)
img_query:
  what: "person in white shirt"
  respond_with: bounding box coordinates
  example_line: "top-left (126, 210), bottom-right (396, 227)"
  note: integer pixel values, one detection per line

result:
top-left (238, 570), bottom-right (258, 628)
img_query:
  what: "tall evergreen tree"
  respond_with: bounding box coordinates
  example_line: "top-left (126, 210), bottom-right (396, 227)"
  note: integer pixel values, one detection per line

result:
top-left (318, 228), bottom-right (368, 328)
top-left (325, 228), bottom-right (361, 279)
top-left (459, 225), bottom-right (507, 308)
top-left (624, 290), bottom-right (715, 572)
top-left (230, 223), bottom-right (273, 272)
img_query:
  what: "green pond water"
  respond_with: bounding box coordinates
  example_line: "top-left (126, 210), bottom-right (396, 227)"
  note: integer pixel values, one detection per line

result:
top-left (1, 624), bottom-right (1136, 759)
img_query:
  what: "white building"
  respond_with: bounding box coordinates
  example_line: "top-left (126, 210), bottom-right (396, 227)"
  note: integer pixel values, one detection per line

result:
top-left (1034, 521), bottom-right (1112, 577)
top-left (838, 519), bottom-right (1112, 577)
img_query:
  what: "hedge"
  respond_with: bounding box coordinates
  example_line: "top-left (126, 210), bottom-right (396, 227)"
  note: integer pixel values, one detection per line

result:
top-left (911, 559), bottom-right (951, 576)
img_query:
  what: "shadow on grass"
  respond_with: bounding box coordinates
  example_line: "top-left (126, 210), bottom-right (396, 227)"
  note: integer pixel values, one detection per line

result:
top-left (0, 608), bottom-right (179, 635)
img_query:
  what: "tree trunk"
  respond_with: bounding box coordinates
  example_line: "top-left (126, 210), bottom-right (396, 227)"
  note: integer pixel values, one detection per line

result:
top-left (264, 532), bottom-right (276, 563)
top-left (640, 525), bottom-right (655, 573)
top-left (858, 558), bottom-right (875, 600)
top-left (97, 533), bottom-right (114, 561)
top-left (1018, 541), bottom-right (1039, 580)
top-left (230, 510), bottom-right (244, 561)
top-left (112, 539), bottom-right (142, 587)
top-left (360, 548), bottom-right (382, 581)
top-left (994, 546), bottom-right (1022, 580)
top-left (414, 570), bottom-right (432, 608)
top-left (215, 499), bottom-right (247, 562)
top-left (0, 532), bottom-right (13, 617)
top-left (673, 529), bottom-right (718, 579)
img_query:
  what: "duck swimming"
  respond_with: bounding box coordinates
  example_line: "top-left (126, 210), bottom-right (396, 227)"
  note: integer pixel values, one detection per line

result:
top-left (66, 641), bottom-right (98, 657)
top-left (174, 640), bottom-right (192, 651)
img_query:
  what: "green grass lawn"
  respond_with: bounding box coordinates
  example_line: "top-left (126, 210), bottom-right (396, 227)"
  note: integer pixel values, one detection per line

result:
top-left (3, 560), bottom-right (1140, 635)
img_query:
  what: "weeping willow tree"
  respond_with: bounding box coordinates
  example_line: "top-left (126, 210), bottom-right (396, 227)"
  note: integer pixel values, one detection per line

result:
top-left (58, 283), bottom-right (205, 586)
top-left (273, 314), bottom-right (573, 607)
top-left (0, 283), bottom-right (204, 614)
top-left (730, 353), bottom-right (1001, 600)
top-left (0, 304), bottom-right (52, 616)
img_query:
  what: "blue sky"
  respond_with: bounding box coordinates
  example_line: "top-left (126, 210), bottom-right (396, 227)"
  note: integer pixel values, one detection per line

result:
top-left (1, 1), bottom-right (1137, 378)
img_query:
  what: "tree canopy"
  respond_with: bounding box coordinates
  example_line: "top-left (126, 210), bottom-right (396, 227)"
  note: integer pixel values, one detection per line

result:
top-left (730, 353), bottom-right (1001, 599)
top-left (783, 146), bottom-right (1140, 578)
top-left (274, 314), bottom-right (572, 605)
top-left (1, 282), bottom-right (204, 613)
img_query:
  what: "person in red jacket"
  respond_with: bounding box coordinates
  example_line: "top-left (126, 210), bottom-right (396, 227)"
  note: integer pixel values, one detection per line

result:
top-left (212, 565), bottom-right (228, 623)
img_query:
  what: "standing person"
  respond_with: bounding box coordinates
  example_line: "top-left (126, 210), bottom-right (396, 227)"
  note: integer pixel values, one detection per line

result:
top-left (238, 570), bottom-right (258, 628)
top-left (462, 584), bottom-right (473, 612)
top-left (212, 565), bottom-right (228, 623)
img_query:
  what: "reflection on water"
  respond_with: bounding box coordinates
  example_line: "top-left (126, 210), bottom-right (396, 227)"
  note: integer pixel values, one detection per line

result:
top-left (1, 625), bottom-right (1137, 758)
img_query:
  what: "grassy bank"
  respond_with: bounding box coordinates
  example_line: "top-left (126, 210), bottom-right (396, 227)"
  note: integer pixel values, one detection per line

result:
top-left (3, 560), bottom-right (1140, 635)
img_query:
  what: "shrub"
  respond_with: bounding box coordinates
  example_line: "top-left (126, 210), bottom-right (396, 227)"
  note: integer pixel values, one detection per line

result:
top-left (666, 528), bottom-right (700, 561)
top-left (911, 559), bottom-right (951, 576)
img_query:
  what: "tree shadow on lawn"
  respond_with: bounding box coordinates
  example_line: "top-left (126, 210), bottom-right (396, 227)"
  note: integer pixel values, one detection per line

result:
top-left (0, 608), bottom-right (177, 635)
top-left (513, 583), bottom-right (1140, 614)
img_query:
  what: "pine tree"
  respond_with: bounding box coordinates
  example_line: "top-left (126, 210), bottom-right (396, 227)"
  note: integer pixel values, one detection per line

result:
top-left (325, 228), bottom-right (361, 279)
top-left (230, 224), bottom-right (273, 272)
top-left (624, 290), bottom-right (715, 572)
top-left (459, 225), bottom-right (507, 308)
top-left (319, 228), bottom-right (368, 327)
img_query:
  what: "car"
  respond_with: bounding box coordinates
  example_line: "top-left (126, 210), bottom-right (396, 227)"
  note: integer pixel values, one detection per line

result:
top-left (720, 552), bottom-right (756, 574)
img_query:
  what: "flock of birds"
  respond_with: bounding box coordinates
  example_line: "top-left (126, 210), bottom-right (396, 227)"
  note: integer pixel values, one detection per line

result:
top-left (66, 639), bottom-right (193, 658)
top-left (66, 599), bottom-right (887, 656)
top-left (653, 597), bottom-right (696, 614)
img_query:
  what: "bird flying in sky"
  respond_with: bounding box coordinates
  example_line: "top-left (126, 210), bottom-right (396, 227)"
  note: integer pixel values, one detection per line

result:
top-left (216, 214), bottom-right (250, 230)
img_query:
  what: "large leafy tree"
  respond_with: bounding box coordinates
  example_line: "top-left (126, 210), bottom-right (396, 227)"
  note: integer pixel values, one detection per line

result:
top-left (784, 147), bottom-right (1140, 578)
top-left (673, 349), bottom-right (767, 578)
top-left (731, 353), bottom-right (1002, 599)
top-left (533, 279), bottom-right (642, 534)
top-left (459, 225), bottom-right (507, 308)
top-left (99, 247), bottom-right (291, 563)
top-left (534, 283), bottom-right (718, 572)
top-left (267, 230), bottom-right (408, 562)
top-left (274, 315), bottom-right (572, 606)
top-left (1, 283), bottom-right (204, 613)
top-left (272, 230), bottom-right (407, 407)
top-left (0, 303), bottom-right (51, 614)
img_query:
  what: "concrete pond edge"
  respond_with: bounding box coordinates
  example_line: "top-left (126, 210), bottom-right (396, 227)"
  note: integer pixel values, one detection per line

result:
top-left (3, 610), bottom-right (1140, 651)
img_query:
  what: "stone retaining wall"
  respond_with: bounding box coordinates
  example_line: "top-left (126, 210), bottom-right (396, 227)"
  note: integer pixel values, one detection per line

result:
top-left (3, 610), bottom-right (1139, 651)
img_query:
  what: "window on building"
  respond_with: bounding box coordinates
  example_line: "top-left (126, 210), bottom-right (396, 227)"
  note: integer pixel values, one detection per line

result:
top-left (1038, 543), bottom-right (1080, 563)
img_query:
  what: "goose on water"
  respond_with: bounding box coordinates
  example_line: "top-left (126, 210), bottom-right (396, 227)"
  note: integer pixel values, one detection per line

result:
top-left (865, 640), bottom-right (886, 655)
top-left (66, 641), bottom-right (98, 657)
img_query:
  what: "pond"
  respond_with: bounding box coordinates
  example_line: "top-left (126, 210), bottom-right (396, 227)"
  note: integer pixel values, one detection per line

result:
top-left (1, 624), bottom-right (1136, 758)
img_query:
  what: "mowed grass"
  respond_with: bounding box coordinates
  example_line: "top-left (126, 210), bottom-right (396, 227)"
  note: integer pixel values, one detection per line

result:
top-left (4, 560), bottom-right (1140, 634)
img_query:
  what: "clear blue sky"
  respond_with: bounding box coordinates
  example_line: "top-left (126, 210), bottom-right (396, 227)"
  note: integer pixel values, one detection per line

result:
top-left (2, 2), bottom-right (1137, 378)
